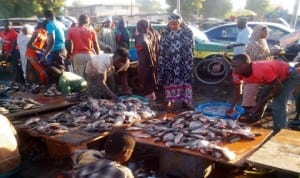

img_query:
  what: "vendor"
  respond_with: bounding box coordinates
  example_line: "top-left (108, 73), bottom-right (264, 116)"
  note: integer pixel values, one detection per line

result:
top-left (48, 66), bottom-right (87, 94)
top-left (0, 114), bottom-right (21, 177)
top-left (85, 48), bottom-right (131, 101)
top-left (226, 54), bottom-right (300, 133)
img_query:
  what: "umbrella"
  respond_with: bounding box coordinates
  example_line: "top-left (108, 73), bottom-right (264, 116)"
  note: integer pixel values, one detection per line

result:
top-left (229, 9), bottom-right (257, 17)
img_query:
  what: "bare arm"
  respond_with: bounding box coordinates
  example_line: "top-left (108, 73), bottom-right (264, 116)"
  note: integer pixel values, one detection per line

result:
top-left (98, 73), bottom-right (119, 101)
top-left (226, 83), bottom-right (242, 116)
top-left (43, 34), bottom-right (54, 57)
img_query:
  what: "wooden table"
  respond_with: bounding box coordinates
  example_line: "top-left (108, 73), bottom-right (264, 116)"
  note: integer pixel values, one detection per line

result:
top-left (6, 92), bottom-right (79, 119)
top-left (128, 123), bottom-right (272, 166)
top-left (247, 129), bottom-right (300, 176)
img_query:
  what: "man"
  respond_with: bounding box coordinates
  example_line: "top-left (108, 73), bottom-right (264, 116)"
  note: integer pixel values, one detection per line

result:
top-left (85, 48), bottom-right (131, 101)
top-left (71, 131), bottom-right (135, 178)
top-left (233, 17), bottom-right (252, 55)
top-left (66, 14), bottom-right (100, 77)
top-left (98, 16), bottom-right (116, 53)
top-left (226, 54), bottom-right (300, 133)
top-left (0, 20), bottom-right (18, 59)
top-left (42, 9), bottom-right (67, 75)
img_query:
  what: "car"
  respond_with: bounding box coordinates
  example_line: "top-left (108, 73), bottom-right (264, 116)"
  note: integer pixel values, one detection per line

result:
top-left (279, 28), bottom-right (300, 61)
top-left (204, 21), bottom-right (294, 46)
top-left (126, 24), bottom-right (226, 61)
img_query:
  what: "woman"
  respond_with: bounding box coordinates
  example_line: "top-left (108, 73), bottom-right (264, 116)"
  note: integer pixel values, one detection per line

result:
top-left (243, 25), bottom-right (271, 112)
top-left (116, 16), bottom-right (130, 49)
top-left (17, 24), bottom-right (34, 80)
top-left (157, 13), bottom-right (194, 109)
top-left (134, 20), bottom-right (160, 100)
top-left (25, 20), bottom-right (48, 84)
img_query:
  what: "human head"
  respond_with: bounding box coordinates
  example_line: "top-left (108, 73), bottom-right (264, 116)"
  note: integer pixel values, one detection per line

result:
top-left (168, 12), bottom-right (182, 31)
top-left (136, 19), bottom-right (149, 34)
top-left (113, 48), bottom-right (130, 73)
top-left (44, 9), bottom-right (55, 21)
top-left (231, 54), bottom-right (252, 76)
top-left (103, 16), bottom-right (112, 28)
top-left (21, 24), bottom-right (34, 36)
top-left (104, 131), bottom-right (136, 163)
top-left (4, 20), bottom-right (12, 31)
top-left (78, 14), bottom-right (90, 26)
top-left (236, 17), bottom-right (247, 30)
top-left (250, 25), bottom-right (269, 41)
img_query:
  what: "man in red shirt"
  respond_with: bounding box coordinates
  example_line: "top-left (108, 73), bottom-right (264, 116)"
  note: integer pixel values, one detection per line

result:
top-left (66, 14), bottom-right (100, 78)
top-left (0, 21), bottom-right (18, 59)
top-left (226, 54), bottom-right (300, 133)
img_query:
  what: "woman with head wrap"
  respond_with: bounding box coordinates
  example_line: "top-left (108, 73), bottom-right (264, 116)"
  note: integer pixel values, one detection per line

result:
top-left (157, 12), bottom-right (194, 109)
top-left (134, 20), bottom-right (160, 100)
top-left (241, 25), bottom-right (271, 114)
top-left (116, 16), bottom-right (130, 49)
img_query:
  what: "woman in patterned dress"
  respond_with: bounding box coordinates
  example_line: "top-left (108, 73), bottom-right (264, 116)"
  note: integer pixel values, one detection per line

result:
top-left (157, 12), bottom-right (194, 109)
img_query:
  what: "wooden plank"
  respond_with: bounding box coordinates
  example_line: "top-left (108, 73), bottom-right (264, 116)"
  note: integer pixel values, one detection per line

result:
top-left (6, 92), bottom-right (79, 118)
top-left (247, 129), bottom-right (300, 175)
top-left (129, 127), bottom-right (272, 166)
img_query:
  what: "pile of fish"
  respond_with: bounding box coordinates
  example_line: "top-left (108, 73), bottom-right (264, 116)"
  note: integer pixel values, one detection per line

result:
top-left (65, 92), bottom-right (88, 101)
top-left (0, 98), bottom-right (44, 114)
top-left (127, 111), bottom-right (261, 161)
top-left (43, 84), bottom-right (62, 97)
top-left (0, 82), bottom-right (44, 94)
top-left (18, 97), bottom-right (156, 135)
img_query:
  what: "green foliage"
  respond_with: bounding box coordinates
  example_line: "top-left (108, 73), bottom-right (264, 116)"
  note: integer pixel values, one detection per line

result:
top-left (0, 0), bottom-right (65, 18)
top-left (166, 0), bottom-right (206, 21)
top-left (136, 0), bottom-right (162, 13)
top-left (201, 0), bottom-right (232, 18)
top-left (245, 0), bottom-right (271, 19)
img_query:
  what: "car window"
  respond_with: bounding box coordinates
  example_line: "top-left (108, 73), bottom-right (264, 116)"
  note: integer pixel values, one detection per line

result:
top-left (188, 25), bottom-right (209, 42)
top-left (267, 26), bottom-right (289, 41)
top-left (205, 25), bottom-right (237, 42)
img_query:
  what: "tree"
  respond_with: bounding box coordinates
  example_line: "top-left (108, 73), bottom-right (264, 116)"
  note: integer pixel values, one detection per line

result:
top-left (245, 0), bottom-right (271, 19)
top-left (201, 0), bottom-right (232, 18)
top-left (166, 0), bottom-right (206, 21)
top-left (0, 0), bottom-right (65, 18)
top-left (136, 0), bottom-right (162, 13)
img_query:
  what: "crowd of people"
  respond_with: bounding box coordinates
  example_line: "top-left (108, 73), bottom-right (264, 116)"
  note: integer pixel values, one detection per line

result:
top-left (0, 9), bottom-right (194, 109)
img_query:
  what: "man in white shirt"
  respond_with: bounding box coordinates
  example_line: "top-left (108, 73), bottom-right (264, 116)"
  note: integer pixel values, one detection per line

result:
top-left (233, 18), bottom-right (252, 55)
top-left (85, 48), bottom-right (130, 101)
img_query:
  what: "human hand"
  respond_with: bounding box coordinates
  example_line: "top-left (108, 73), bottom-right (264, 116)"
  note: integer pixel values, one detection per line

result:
top-left (225, 108), bottom-right (235, 117)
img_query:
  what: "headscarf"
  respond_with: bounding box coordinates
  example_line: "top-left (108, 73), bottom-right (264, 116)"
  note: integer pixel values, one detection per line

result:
top-left (116, 17), bottom-right (130, 42)
top-left (168, 12), bottom-right (183, 23)
top-left (246, 25), bottom-right (270, 61)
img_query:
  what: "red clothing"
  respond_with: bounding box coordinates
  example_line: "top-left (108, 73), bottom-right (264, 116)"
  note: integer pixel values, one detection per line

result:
top-left (26, 28), bottom-right (47, 59)
top-left (232, 60), bottom-right (290, 84)
top-left (0, 29), bottom-right (18, 54)
top-left (66, 26), bottom-right (97, 54)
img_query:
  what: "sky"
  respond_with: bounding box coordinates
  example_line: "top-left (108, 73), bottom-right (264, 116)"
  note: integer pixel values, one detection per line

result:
top-left (66, 0), bottom-right (297, 13)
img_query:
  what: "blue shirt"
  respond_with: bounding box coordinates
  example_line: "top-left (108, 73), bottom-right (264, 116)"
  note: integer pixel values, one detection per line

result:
top-left (46, 20), bottom-right (66, 51)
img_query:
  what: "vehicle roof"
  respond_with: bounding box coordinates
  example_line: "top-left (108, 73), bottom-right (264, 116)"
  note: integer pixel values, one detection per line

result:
top-left (204, 21), bottom-right (294, 33)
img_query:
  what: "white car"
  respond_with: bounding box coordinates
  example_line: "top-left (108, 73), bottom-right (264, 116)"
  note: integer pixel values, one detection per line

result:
top-left (204, 21), bottom-right (294, 46)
